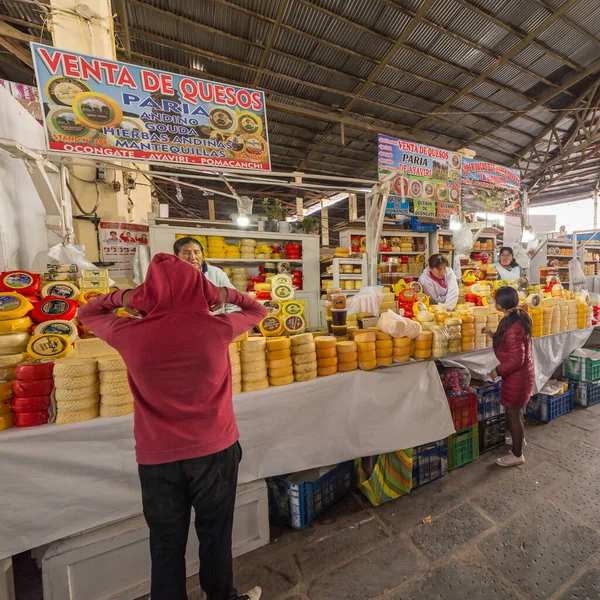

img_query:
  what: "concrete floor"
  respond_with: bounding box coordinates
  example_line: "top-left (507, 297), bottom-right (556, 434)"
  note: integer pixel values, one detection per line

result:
top-left (226, 404), bottom-right (600, 600)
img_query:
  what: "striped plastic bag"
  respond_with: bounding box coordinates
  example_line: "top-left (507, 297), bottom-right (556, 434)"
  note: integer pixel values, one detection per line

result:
top-left (355, 450), bottom-right (413, 507)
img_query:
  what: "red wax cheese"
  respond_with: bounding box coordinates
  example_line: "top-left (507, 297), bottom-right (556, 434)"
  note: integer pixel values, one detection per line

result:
top-left (0, 271), bottom-right (40, 296)
top-left (31, 297), bottom-right (78, 323)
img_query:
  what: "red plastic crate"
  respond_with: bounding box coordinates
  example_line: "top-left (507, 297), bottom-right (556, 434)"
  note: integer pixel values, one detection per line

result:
top-left (447, 392), bottom-right (478, 431)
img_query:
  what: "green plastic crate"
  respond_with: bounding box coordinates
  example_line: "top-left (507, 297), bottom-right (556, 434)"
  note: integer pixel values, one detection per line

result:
top-left (448, 425), bottom-right (479, 470)
top-left (563, 350), bottom-right (600, 382)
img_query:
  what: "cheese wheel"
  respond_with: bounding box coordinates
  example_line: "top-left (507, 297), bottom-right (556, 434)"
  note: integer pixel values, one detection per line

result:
top-left (240, 350), bottom-right (266, 364)
top-left (338, 351), bottom-right (358, 363)
top-left (269, 373), bottom-right (294, 386)
top-left (231, 354), bottom-right (241, 368)
top-left (0, 366), bottom-right (16, 380)
top-left (55, 383), bottom-right (99, 402)
top-left (293, 360), bottom-right (318, 374)
top-left (461, 323), bottom-right (475, 333)
top-left (336, 341), bottom-right (357, 354)
top-left (338, 360), bottom-right (358, 372)
top-left (413, 349), bottom-right (432, 359)
top-left (316, 347), bottom-right (337, 359)
top-left (267, 356), bottom-right (293, 370)
top-left (34, 320), bottom-right (78, 342)
top-left (393, 337), bottom-right (411, 348)
top-left (97, 356), bottom-right (126, 372)
top-left (318, 364), bottom-right (338, 377)
top-left (54, 358), bottom-right (97, 378)
top-left (41, 281), bottom-right (80, 300)
top-left (462, 335), bottom-right (475, 344)
top-left (54, 373), bottom-right (97, 390)
top-left (268, 364), bottom-right (294, 378)
top-left (55, 406), bottom-right (99, 424)
top-left (99, 380), bottom-right (130, 396)
top-left (317, 356), bottom-right (338, 368)
top-left (292, 352), bottom-right (317, 366)
top-left (232, 382), bottom-right (242, 395)
top-left (241, 337), bottom-right (266, 352)
top-left (266, 337), bottom-right (291, 351)
top-left (0, 293), bottom-right (33, 320)
top-left (232, 372), bottom-right (242, 385)
top-left (259, 316), bottom-right (284, 337)
top-left (461, 342), bottom-right (475, 352)
top-left (472, 306), bottom-right (489, 316)
top-left (360, 359), bottom-right (377, 371)
top-left (100, 403), bottom-right (134, 418)
top-left (354, 332), bottom-right (376, 343)
top-left (414, 340), bottom-right (432, 351)
top-left (314, 336), bottom-right (337, 349)
top-left (460, 315), bottom-right (475, 324)
top-left (376, 347), bottom-right (393, 358)
top-left (368, 329), bottom-right (392, 341)
top-left (356, 342), bottom-right (376, 353)
top-left (266, 349), bottom-right (291, 361)
top-left (394, 353), bottom-right (411, 362)
top-left (292, 342), bottom-right (316, 355)
top-left (57, 396), bottom-right (99, 411)
top-left (242, 372), bottom-right (270, 389)
top-left (377, 357), bottom-right (393, 366)
top-left (242, 367), bottom-right (268, 382)
top-left (416, 331), bottom-right (433, 342)
top-left (100, 392), bottom-right (133, 406)
top-left (291, 369), bottom-right (315, 382)
top-left (27, 334), bottom-right (70, 360)
top-left (375, 340), bottom-right (393, 349)
top-left (0, 316), bottom-right (33, 334)
top-left (358, 350), bottom-right (377, 363)
top-left (0, 332), bottom-right (29, 354)
top-left (290, 333), bottom-right (313, 346)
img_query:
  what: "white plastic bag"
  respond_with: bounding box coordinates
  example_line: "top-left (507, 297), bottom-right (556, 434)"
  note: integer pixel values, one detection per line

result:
top-left (453, 226), bottom-right (473, 257)
top-left (377, 310), bottom-right (422, 339)
top-left (347, 286), bottom-right (384, 316)
top-left (133, 244), bottom-right (151, 284)
top-left (512, 245), bottom-right (530, 270)
top-left (569, 258), bottom-right (587, 286)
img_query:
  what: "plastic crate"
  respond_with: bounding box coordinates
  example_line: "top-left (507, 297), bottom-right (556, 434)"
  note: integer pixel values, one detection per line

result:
top-left (447, 392), bottom-right (478, 431)
top-left (563, 350), bottom-right (600, 382)
top-left (526, 384), bottom-right (574, 423)
top-left (572, 380), bottom-right (600, 407)
top-left (267, 462), bottom-right (355, 529)
top-left (410, 216), bottom-right (437, 232)
top-left (412, 439), bottom-right (448, 488)
top-left (471, 381), bottom-right (504, 422)
top-left (448, 425), bottom-right (479, 470)
top-left (479, 415), bottom-right (506, 453)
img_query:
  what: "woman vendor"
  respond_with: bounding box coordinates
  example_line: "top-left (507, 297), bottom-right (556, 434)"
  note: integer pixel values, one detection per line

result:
top-left (173, 237), bottom-right (239, 313)
top-left (418, 254), bottom-right (459, 310)
top-left (494, 246), bottom-right (521, 281)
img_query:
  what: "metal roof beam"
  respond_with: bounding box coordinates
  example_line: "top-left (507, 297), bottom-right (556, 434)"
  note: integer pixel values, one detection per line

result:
top-left (533, 0), bottom-right (600, 48)
top-left (252, 0), bottom-right (288, 87)
top-left (114, 0), bottom-right (132, 61)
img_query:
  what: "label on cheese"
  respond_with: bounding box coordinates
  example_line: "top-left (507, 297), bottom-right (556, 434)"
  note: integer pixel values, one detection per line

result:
top-left (282, 300), bottom-right (305, 316)
top-left (0, 271), bottom-right (40, 295)
top-left (34, 320), bottom-right (78, 342)
top-left (0, 293), bottom-right (33, 321)
top-left (284, 315), bottom-right (306, 335)
top-left (42, 282), bottom-right (80, 300)
top-left (27, 334), bottom-right (71, 360)
top-left (259, 316), bottom-right (284, 337)
top-left (261, 300), bottom-right (281, 316)
top-left (272, 284), bottom-right (294, 301)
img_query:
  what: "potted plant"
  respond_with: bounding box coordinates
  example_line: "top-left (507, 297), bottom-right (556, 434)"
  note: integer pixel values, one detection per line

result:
top-left (261, 198), bottom-right (287, 232)
top-left (298, 216), bottom-right (320, 235)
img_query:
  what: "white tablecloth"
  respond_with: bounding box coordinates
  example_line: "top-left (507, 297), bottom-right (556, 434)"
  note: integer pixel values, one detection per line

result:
top-left (0, 360), bottom-right (454, 560)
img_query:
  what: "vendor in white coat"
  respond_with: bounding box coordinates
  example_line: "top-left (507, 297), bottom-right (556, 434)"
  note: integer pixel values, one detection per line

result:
top-left (494, 246), bottom-right (521, 282)
top-left (418, 254), bottom-right (459, 310)
top-left (173, 237), bottom-right (239, 313)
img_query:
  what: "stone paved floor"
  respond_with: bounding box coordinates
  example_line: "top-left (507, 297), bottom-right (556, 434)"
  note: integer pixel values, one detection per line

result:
top-left (225, 403), bottom-right (600, 600)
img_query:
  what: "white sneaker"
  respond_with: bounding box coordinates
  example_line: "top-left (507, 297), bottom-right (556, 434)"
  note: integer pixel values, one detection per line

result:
top-left (496, 451), bottom-right (525, 467)
top-left (237, 588), bottom-right (262, 600)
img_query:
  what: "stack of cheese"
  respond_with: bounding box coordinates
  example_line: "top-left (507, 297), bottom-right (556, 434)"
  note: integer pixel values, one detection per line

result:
top-left (445, 317), bottom-right (462, 354)
top-left (231, 268), bottom-right (249, 293)
top-left (206, 236), bottom-right (228, 259)
top-left (550, 303), bottom-right (560, 335)
top-left (241, 337), bottom-right (269, 393)
top-left (567, 300), bottom-right (578, 331)
top-left (239, 239), bottom-right (256, 259)
top-left (98, 356), bottom-right (133, 417)
top-left (460, 313), bottom-right (475, 353)
top-left (393, 337), bottom-right (412, 362)
top-left (266, 337), bottom-right (294, 387)
top-left (230, 342), bottom-right (242, 394)
top-left (336, 340), bottom-right (358, 372)
top-left (0, 332), bottom-right (29, 357)
top-left (412, 331), bottom-right (432, 360)
top-left (542, 305), bottom-right (553, 336)
top-left (54, 358), bottom-right (100, 424)
top-left (530, 307), bottom-right (543, 337)
top-left (315, 336), bottom-right (338, 377)
top-left (473, 307), bottom-right (488, 350)
top-left (0, 376), bottom-right (14, 431)
top-left (290, 333), bottom-right (317, 382)
top-left (380, 290), bottom-right (397, 314)
top-left (486, 311), bottom-right (499, 348)
top-left (355, 331), bottom-right (377, 371)
top-left (557, 299), bottom-right (568, 333)
top-left (577, 302), bottom-right (588, 329)
top-left (432, 326), bottom-right (448, 357)
top-left (372, 329), bottom-right (393, 366)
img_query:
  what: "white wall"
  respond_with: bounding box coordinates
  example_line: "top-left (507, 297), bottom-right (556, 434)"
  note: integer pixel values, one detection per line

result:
top-left (0, 86), bottom-right (56, 270)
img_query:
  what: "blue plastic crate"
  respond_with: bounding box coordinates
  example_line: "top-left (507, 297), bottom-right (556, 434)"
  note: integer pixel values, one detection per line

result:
top-left (412, 439), bottom-right (448, 488)
top-left (572, 380), bottom-right (600, 407)
top-left (526, 384), bottom-right (574, 423)
top-left (410, 216), bottom-right (437, 232)
top-left (471, 381), bottom-right (504, 422)
top-left (267, 462), bottom-right (355, 529)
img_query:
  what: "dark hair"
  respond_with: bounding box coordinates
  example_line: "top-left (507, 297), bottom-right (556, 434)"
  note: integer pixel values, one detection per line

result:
top-left (498, 246), bottom-right (518, 269)
top-left (428, 253), bottom-right (449, 269)
top-left (173, 237), bottom-right (205, 256)
top-left (110, 231), bottom-right (117, 235)
top-left (492, 286), bottom-right (531, 348)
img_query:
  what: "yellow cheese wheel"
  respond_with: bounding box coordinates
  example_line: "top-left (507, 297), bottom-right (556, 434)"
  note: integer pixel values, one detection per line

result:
top-left (460, 314), bottom-right (475, 324)
top-left (269, 374), bottom-right (294, 386)
top-left (414, 340), bottom-right (432, 351)
top-left (375, 340), bottom-right (393, 349)
top-left (316, 347), bottom-right (337, 359)
top-left (100, 403), bottom-right (134, 418)
top-left (394, 353), bottom-right (410, 362)
top-left (266, 337), bottom-right (291, 351)
top-left (267, 356), bottom-right (292, 370)
top-left (231, 354), bottom-right (241, 368)
top-left (294, 370), bottom-right (318, 382)
top-left (376, 347), bottom-right (393, 358)
top-left (314, 336), bottom-right (337, 349)
top-left (360, 359), bottom-right (377, 371)
top-left (0, 316), bottom-right (32, 334)
top-left (393, 337), bottom-right (411, 348)
top-left (358, 350), bottom-right (377, 363)
top-left (242, 368), bottom-right (268, 382)
top-left (293, 360), bottom-right (318, 373)
top-left (54, 358), bottom-right (97, 377)
top-left (338, 351), bottom-right (358, 363)
top-left (293, 352), bottom-right (317, 366)
top-left (241, 337), bottom-right (266, 352)
top-left (357, 341), bottom-right (376, 353)
top-left (259, 316), bottom-right (284, 337)
top-left (232, 372), bottom-right (242, 385)
top-left (266, 349), bottom-right (291, 361)
top-left (413, 349), bottom-right (432, 359)
top-left (292, 342), bottom-right (316, 355)
top-left (377, 357), bottom-right (393, 366)
top-left (318, 356), bottom-right (338, 368)
top-left (462, 333), bottom-right (475, 343)
top-left (242, 378), bottom-right (269, 392)
top-left (240, 350), bottom-right (266, 364)
top-left (416, 331), bottom-right (433, 342)
top-left (228, 341), bottom-right (239, 354)
top-left (355, 332), bottom-right (376, 343)
top-left (461, 323), bottom-right (475, 333)
top-left (336, 341), bottom-right (357, 354)
top-left (338, 360), bottom-right (358, 372)
top-left (290, 333), bottom-right (313, 346)
top-left (368, 328), bottom-right (392, 340)
top-left (461, 342), bottom-right (475, 352)
top-left (232, 382), bottom-right (242, 394)
top-left (317, 365), bottom-right (337, 377)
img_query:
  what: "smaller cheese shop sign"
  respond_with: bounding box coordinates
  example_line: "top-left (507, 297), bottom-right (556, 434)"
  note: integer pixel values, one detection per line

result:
top-left (378, 134), bottom-right (462, 217)
top-left (31, 43), bottom-right (271, 170)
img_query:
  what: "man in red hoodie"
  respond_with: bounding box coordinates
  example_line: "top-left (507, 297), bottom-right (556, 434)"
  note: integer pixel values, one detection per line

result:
top-left (78, 253), bottom-right (267, 600)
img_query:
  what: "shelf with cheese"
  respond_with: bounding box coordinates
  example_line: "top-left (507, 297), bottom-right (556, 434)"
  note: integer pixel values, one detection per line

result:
top-left (320, 254), bottom-right (368, 295)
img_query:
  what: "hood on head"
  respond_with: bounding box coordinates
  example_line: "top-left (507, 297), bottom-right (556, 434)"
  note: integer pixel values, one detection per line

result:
top-left (128, 253), bottom-right (218, 315)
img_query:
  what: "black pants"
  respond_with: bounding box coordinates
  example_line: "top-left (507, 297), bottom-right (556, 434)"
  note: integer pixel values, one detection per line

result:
top-left (138, 443), bottom-right (242, 600)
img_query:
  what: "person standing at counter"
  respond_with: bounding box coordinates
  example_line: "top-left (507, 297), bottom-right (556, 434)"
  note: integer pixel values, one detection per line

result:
top-left (494, 246), bottom-right (521, 281)
top-left (418, 254), bottom-right (459, 310)
top-left (78, 254), bottom-right (267, 600)
top-left (174, 236), bottom-right (239, 313)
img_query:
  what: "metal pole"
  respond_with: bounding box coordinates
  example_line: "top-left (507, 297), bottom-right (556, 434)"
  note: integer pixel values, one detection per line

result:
top-left (593, 189), bottom-right (598, 229)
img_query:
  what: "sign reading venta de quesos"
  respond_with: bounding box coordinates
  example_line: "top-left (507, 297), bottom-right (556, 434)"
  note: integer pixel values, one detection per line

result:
top-left (31, 43), bottom-right (271, 171)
